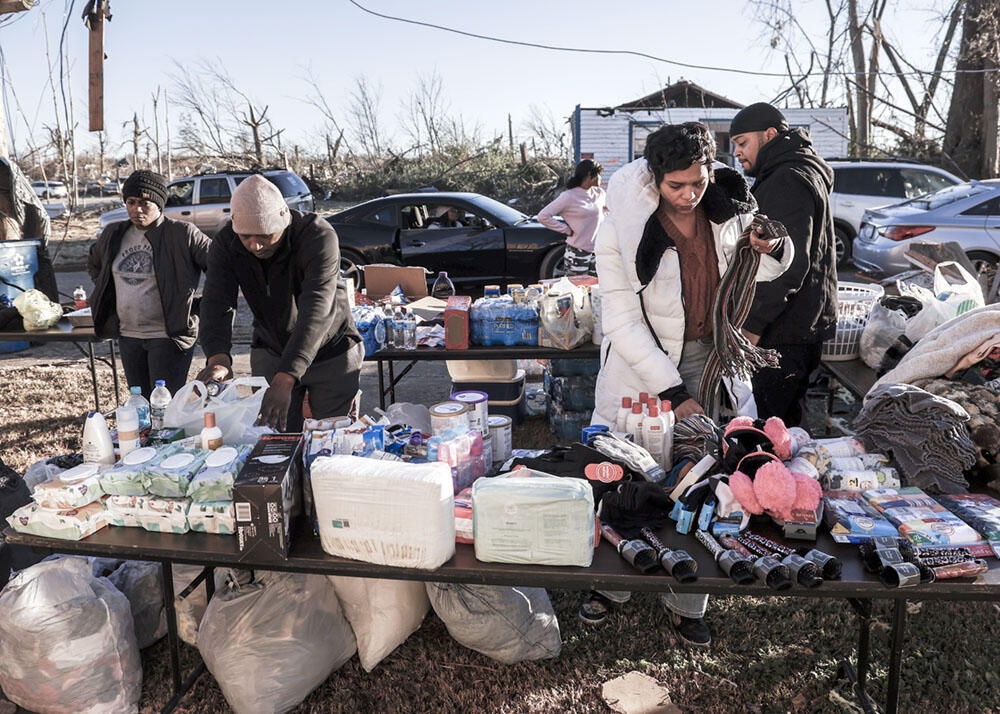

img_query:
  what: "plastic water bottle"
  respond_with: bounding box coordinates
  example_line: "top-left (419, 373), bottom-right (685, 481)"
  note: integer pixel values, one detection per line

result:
top-left (73, 285), bottom-right (87, 310)
top-left (432, 271), bottom-right (456, 300)
top-left (125, 385), bottom-right (151, 430)
top-left (382, 304), bottom-right (396, 347)
top-left (403, 308), bottom-right (417, 349)
top-left (150, 380), bottom-right (171, 431)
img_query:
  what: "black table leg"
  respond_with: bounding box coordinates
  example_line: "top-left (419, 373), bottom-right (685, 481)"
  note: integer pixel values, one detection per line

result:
top-left (886, 599), bottom-right (907, 714)
top-left (158, 560), bottom-right (206, 714)
top-left (87, 341), bottom-right (100, 414)
top-left (387, 359), bottom-right (397, 405)
top-left (837, 598), bottom-right (877, 714)
top-left (376, 359), bottom-right (386, 410)
top-left (826, 376), bottom-right (837, 436)
top-left (109, 339), bottom-right (121, 407)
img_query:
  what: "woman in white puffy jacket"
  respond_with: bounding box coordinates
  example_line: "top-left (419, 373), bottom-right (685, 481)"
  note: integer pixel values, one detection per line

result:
top-left (582, 123), bottom-right (793, 646)
top-left (592, 123), bottom-right (793, 426)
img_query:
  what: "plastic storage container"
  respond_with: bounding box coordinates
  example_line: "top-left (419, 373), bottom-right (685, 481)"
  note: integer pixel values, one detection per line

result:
top-left (0, 240), bottom-right (40, 353)
top-left (822, 282), bottom-right (885, 361)
top-left (450, 368), bottom-right (526, 403)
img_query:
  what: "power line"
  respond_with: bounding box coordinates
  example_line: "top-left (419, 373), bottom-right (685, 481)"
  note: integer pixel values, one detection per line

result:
top-left (348, 0), bottom-right (1000, 78)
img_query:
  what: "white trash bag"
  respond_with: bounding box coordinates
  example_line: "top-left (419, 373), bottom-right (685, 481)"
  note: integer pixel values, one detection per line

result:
top-left (198, 571), bottom-right (356, 714)
top-left (426, 583), bottom-right (562, 663)
top-left (0, 558), bottom-right (142, 714)
top-left (164, 376), bottom-right (268, 443)
top-left (329, 575), bottom-right (429, 672)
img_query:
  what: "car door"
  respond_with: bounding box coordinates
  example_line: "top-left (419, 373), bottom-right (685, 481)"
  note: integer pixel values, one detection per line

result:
top-left (192, 177), bottom-right (232, 235)
top-left (163, 179), bottom-right (195, 225)
top-left (398, 202), bottom-right (505, 283)
top-left (834, 167), bottom-right (907, 234)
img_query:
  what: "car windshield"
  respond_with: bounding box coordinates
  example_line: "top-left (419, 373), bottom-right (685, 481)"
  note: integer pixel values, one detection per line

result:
top-left (265, 172), bottom-right (309, 197)
top-left (465, 195), bottom-right (529, 225)
top-left (904, 183), bottom-right (989, 211)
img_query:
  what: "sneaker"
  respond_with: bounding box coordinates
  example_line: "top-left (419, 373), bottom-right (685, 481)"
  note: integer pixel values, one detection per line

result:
top-left (668, 612), bottom-right (711, 647)
top-left (578, 590), bottom-right (614, 625)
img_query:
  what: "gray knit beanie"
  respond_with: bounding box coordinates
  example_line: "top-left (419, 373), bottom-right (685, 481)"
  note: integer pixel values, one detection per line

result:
top-left (231, 175), bottom-right (291, 235)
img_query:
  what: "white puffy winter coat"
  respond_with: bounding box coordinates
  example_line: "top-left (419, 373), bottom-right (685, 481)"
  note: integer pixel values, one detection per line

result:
top-left (592, 159), bottom-right (794, 426)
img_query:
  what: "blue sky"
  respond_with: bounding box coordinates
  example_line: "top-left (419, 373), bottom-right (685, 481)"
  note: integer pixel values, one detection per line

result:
top-left (0, 0), bottom-right (959, 159)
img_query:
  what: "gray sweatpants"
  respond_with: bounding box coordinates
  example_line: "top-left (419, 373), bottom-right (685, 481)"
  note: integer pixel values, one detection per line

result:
top-left (251, 341), bottom-right (363, 432)
top-left (598, 337), bottom-right (713, 619)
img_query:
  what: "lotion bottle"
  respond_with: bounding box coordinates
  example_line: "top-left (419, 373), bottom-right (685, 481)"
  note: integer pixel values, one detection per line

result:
top-left (82, 411), bottom-right (115, 465)
top-left (641, 405), bottom-right (666, 466)
top-left (625, 402), bottom-right (644, 442)
top-left (116, 406), bottom-right (140, 458)
top-left (615, 397), bottom-right (633, 433)
top-left (200, 412), bottom-right (223, 451)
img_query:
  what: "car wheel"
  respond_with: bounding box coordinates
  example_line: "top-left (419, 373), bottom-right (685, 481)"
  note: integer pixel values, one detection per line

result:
top-left (340, 250), bottom-right (365, 289)
top-left (539, 244), bottom-right (568, 281)
top-left (834, 226), bottom-right (853, 267)
top-left (966, 251), bottom-right (998, 297)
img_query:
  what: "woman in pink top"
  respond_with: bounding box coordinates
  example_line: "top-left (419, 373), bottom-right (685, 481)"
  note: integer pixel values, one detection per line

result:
top-left (536, 159), bottom-right (608, 276)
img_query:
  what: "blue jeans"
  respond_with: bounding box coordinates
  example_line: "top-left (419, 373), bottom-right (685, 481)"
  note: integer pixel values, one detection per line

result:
top-left (118, 337), bottom-right (195, 398)
top-left (596, 337), bottom-right (714, 619)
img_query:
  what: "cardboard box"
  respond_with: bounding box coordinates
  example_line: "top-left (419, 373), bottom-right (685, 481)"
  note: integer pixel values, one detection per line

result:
top-left (233, 434), bottom-right (303, 562)
top-left (444, 295), bottom-right (472, 349)
top-left (363, 264), bottom-right (429, 300)
top-left (777, 502), bottom-right (825, 541)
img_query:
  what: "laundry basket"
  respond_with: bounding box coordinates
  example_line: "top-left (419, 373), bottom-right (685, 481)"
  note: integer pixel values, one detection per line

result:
top-left (822, 282), bottom-right (885, 361)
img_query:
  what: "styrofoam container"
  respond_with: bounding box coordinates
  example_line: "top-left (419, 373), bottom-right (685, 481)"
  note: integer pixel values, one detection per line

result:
top-left (446, 359), bottom-right (517, 381)
top-left (472, 473), bottom-right (595, 566)
top-left (310, 455), bottom-right (455, 570)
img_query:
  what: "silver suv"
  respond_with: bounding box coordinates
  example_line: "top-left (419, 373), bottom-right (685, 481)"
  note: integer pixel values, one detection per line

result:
top-left (829, 159), bottom-right (961, 266)
top-left (98, 169), bottom-right (314, 237)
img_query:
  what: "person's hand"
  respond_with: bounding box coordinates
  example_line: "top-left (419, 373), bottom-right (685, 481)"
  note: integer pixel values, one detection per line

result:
top-left (195, 355), bottom-right (233, 384)
top-left (258, 372), bottom-right (296, 431)
top-left (674, 398), bottom-right (705, 420)
top-left (749, 214), bottom-right (787, 254)
top-left (742, 329), bottom-right (761, 346)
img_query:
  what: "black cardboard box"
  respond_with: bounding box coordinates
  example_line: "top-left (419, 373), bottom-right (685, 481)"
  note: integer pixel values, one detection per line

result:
top-left (233, 434), bottom-right (303, 562)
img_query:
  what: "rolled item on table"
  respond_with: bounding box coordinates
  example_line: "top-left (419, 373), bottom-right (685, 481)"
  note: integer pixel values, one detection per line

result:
top-left (931, 559), bottom-right (988, 579)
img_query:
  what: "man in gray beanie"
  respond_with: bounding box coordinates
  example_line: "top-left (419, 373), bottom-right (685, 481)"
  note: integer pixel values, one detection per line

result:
top-left (730, 102), bottom-right (838, 428)
top-left (198, 174), bottom-right (361, 431)
top-left (88, 169), bottom-right (211, 396)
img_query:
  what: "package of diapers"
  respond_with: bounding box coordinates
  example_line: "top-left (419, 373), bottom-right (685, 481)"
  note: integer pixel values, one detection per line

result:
top-left (310, 454), bottom-right (455, 569)
top-left (7, 500), bottom-right (108, 540)
top-left (186, 445), bottom-right (252, 503)
top-left (472, 472), bottom-right (595, 566)
top-left (146, 448), bottom-right (209, 498)
top-left (32, 463), bottom-right (106, 509)
top-left (106, 494), bottom-right (190, 533)
top-left (187, 501), bottom-right (236, 535)
top-left (100, 445), bottom-right (178, 496)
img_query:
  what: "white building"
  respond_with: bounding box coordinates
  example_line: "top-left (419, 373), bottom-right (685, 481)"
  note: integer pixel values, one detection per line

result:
top-left (570, 81), bottom-right (849, 181)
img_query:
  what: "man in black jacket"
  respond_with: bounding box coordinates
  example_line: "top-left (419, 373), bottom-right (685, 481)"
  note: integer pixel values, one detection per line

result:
top-left (731, 103), bottom-right (838, 427)
top-left (88, 170), bottom-right (211, 396)
top-left (197, 175), bottom-right (361, 431)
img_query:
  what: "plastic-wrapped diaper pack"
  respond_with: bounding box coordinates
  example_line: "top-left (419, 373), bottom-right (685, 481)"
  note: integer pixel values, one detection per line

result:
top-left (6, 500), bottom-right (108, 540)
top-left (106, 494), bottom-right (190, 533)
top-left (187, 501), bottom-right (236, 535)
top-left (32, 463), bottom-right (105, 509)
top-left (310, 455), bottom-right (455, 569)
top-left (472, 471), bottom-right (595, 567)
top-left (146, 448), bottom-right (210, 498)
top-left (100, 445), bottom-right (175, 496)
top-left (186, 445), bottom-right (252, 503)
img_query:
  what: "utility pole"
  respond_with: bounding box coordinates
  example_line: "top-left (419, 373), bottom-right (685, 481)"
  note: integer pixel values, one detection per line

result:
top-left (85, 0), bottom-right (110, 132)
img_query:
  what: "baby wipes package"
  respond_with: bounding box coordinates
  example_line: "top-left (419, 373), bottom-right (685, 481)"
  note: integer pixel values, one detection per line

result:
top-left (472, 471), bottom-right (595, 567)
top-left (186, 445), bottom-right (252, 503)
top-left (310, 454), bottom-right (455, 569)
top-left (7, 500), bottom-right (108, 540)
top-left (100, 446), bottom-right (171, 496)
top-left (145, 448), bottom-right (209, 498)
top-left (105, 494), bottom-right (190, 533)
top-left (187, 501), bottom-right (235, 535)
top-left (32, 463), bottom-right (106, 509)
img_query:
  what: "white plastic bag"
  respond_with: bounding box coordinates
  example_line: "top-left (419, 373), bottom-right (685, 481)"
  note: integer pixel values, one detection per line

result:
top-left (329, 575), bottom-right (429, 672)
top-left (198, 571), bottom-right (356, 714)
top-left (538, 279), bottom-right (592, 350)
top-left (934, 261), bottom-right (985, 320)
top-left (426, 583), bottom-right (561, 663)
top-left (12, 288), bottom-right (62, 331)
top-left (0, 558), bottom-right (142, 714)
top-left (164, 376), bottom-right (269, 443)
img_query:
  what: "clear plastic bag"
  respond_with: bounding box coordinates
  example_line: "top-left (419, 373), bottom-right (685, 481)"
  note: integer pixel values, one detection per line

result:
top-left (164, 377), bottom-right (269, 443)
top-left (12, 288), bottom-right (63, 331)
top-left (0, 558), bottom-right (141, 714)
top-left (198, 571), bottom-right (356, 714)
top-left (107, 560), bottom-right (167, 649)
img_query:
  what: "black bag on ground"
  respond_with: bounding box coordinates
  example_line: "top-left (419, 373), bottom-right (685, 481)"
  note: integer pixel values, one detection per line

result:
top-left (0, 457), bottom-right (38, 589)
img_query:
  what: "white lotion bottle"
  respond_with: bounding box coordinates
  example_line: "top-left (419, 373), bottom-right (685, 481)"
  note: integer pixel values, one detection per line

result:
top-left (616, 396), bottom-right (633, 433)
top-left (641, 405), bottom-right (666, 466)
top-left (625, 402), bottom-right (644, 442)
top-left (116, 406), bottom-right (140, 458)
top-left (82, 411), bottom-right (115, 465)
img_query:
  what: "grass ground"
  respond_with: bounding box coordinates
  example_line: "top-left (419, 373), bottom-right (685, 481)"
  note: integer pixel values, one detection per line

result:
top-left (2, 362), bottom-right (1000, 713)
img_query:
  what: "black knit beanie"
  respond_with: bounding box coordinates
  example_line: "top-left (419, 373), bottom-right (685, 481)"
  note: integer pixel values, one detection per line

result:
top-left (729, 102), bottom-right (789, 137)
top-left (122, 170), bottom-right (168, 210)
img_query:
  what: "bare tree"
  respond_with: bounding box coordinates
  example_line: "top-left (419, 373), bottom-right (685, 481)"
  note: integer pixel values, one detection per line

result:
top-left (399, 70), bottom-right (448, 154)
top-left (348, 75), bottom-right (386, 161)
top-left (522, 104), bottom-right (568, 158)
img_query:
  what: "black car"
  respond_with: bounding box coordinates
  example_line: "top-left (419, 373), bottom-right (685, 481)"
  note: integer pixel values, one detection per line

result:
top-left (325, 192), bottom-right (568, 288)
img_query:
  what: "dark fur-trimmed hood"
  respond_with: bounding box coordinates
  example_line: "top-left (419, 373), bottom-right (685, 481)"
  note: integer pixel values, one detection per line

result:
top-left (634, 167), bottom-right (756, 286)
